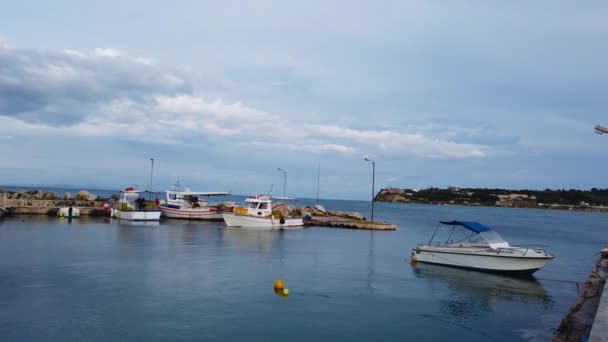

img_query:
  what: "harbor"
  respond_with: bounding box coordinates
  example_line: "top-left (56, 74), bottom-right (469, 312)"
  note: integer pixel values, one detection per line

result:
top-left (0, 188), bottom-right (396, 230)
top-left (0, 198), bottom-right (604, 341)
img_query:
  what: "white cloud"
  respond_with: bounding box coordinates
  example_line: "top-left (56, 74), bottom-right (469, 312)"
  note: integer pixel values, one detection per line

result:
top-left (0, 43), bottom-right (489, 160)
top-left (93, 48), bottom-right (122, 58)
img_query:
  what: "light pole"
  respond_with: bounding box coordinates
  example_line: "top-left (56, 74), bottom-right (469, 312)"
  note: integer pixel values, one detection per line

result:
top-left (277, 168), bottom-right (287, 198)
top-left (364, 157), bottom-right (375, 222)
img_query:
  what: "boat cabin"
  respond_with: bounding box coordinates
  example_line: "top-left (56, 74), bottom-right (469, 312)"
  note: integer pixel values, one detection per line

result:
top-left (164, 189), bottom-right (230, 209)
top-left (116, 188), bottom-right (158, 211)
top-left (235, 195), bottom-right (272, 217)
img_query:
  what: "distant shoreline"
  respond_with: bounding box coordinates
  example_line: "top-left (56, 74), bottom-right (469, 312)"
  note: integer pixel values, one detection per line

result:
top-left (375, 187), bottom-right (608, 212)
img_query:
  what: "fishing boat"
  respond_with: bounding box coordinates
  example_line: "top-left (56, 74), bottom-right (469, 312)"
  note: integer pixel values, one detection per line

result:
top-left (57, 206), bottom-right (80, 218)
top-left (411, 221), bottom-right (553, 275)
top-left (158, 187), bottom-right (233, 220)
top-left (221, 194), bottom-right (303, 229)
top-left (109, 188), bottom-right (161, 221)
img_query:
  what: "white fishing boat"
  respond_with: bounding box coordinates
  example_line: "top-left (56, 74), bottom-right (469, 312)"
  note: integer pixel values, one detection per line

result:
top-left (57, 206), bottom-right (80, 218)
top-left (412, 221), bottom-right (553, 275)
top-left (158, 187), bottom-right (232, 220)
top-left (109, 188), bottom-right (161, 221)
top-left (221, 194), bottom-right (303, 229)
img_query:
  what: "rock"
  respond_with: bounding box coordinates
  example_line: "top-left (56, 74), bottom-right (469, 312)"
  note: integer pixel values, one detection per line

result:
top-left (345, 212), bottom-right (363, 220)
top-left (34, 190), bottom-right (44, 200)
top-left (64, 192), bottom-right (73, 200)
top-left (111, 194), bottom-right (119, 201)
top-left (43, 192), bottom-right (55, 200)
top-left (313, 204), bottom-right (327, 213)
top-left (75, 190), bottom-right (97, 201)
top-left (272, 203), bottom-right (295, 216)
top-left (14, 192), bottom-right (31, 200)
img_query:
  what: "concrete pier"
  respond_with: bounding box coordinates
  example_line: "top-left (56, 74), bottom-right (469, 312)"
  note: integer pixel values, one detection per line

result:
top-left (554, 247), bottom-right (608, 341)
top-left (305, 216), bottom-right (397, 230)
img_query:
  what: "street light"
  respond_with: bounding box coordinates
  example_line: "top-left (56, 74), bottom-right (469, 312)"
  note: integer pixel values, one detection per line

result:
top-left (364, 157), bottom-right (375, 222)
top-left (595, 125), bottom-right (608, 135)
top-left (277, 168), bottom-right (287, 198)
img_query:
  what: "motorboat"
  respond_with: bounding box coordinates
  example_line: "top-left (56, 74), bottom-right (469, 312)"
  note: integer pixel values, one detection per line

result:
top-left (158, 188), bottom-right (233, 220)
top-left (411, 221), bottom-right (553, 275)
top-left (109, 187), bottom-right (161, 221)
top-left (57, 206), bottom-right (80, 218)
top-left (221, 194), bottom-right (303, 229)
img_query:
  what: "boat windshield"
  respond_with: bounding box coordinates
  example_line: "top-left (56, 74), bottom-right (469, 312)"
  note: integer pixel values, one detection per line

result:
top-left (451, 230), bottom-right (507, 247)
top-left (248, 202), bottom-right (259, 209)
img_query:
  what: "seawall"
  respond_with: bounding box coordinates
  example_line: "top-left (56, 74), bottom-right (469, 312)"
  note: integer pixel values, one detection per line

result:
top-left (553, 247), bottom-right (608, 341)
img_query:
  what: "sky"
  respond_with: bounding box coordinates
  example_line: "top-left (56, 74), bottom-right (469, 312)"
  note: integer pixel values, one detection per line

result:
top-left (0, 1), bottom-right (607, 200)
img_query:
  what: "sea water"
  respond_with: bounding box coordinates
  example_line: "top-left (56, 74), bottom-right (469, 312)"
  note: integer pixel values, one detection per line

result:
top-left (0, 191), bottom-right (605, 341)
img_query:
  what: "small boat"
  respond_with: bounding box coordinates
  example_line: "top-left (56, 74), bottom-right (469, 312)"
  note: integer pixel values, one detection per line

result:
top-left (57, 206), bottom-right (80, 218)
top-left (0, 206), bottom-right (8, 219)
top-left (221, 194), bottom-right (303, 229)
top-left (158, 188), bottom-right (233, 220)
top-left (109, 187), bottom-right (161, 221)
top-left (411, 220), bottom-right (553, 275)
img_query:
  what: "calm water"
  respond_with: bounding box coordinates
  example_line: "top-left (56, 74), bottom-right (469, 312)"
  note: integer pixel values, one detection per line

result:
top-left (0, 197), bottom-right (606, 341)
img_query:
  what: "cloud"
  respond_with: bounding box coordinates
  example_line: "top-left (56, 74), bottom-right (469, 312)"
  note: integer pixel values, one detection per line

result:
top-left (0, 42), bottom-right (488, 160)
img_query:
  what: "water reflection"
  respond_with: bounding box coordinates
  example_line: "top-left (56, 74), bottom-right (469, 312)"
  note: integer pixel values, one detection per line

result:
top-left (219, 227), bottom-right (286, 255)
top-left (115, 220), bottom-right (160, 246)
top-left (412, 263), bottom-right (553, 321)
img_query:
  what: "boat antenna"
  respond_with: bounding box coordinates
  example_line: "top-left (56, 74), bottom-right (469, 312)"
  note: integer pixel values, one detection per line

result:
top-left (173, 180), bottom-right (181, 191)
top-left (267, 184), bottom-right (273, 196)
top-left (316, 164), bottom-right (320, 205)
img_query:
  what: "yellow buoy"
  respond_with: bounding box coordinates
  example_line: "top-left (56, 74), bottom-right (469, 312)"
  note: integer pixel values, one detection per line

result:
top-left (274, 279), bottom-right (284, 289)
top-left (283, 288), bottom-right (289, 296)
top-left (411, 257), bottom-right (418, 264)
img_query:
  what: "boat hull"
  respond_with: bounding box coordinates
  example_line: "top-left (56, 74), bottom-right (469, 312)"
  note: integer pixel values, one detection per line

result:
top-left (111, 209), bottom-right (161, 221)
top-left (222, 213), bottom-right (303, 229)
top-left (158, 205), bottom-right (225, 220)
top-left (412, 247), bottom-right (552, 275)
top-left (57, 207), bottom-right (80, 218)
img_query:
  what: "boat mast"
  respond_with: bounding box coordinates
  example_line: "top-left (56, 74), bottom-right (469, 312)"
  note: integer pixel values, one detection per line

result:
top-left (149, 158), bottom-right (154, 200)
top-left (316, 164), bottom-right (320, 205)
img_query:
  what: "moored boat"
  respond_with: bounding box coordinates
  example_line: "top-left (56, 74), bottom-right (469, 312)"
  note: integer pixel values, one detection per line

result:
top-left (158, 188), bottom-right (233, 220)
top-left (411, 220), bottom-right (553, 275)
top-left (57, 206), bottom-right (80, 218)
top-left (110, 188), bottom-right (161, 221)
top-left (0, 206), bottom-right (8, 219)
top-left (222, 195), bottom-right (303, 229)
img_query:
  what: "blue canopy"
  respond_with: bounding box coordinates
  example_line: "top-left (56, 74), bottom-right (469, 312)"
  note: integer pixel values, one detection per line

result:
top-left (439, 221), bottom-right (492, 233)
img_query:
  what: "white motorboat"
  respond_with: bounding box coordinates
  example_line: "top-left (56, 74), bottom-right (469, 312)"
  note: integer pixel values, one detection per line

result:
top-left (57, 206), bottom-right (80, 218)
top-left (411, 221), bottom-right (553, 275)
top-left (222, 194), bottom-right (303, 229)
top-left (158, 188), bottom-right (233, 220)
top-left (109, 187), bottom-right (161, 221)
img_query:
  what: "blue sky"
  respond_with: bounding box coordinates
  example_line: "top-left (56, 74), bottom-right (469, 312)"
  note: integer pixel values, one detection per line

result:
top-left (0, 1), bottom-right (607, 199)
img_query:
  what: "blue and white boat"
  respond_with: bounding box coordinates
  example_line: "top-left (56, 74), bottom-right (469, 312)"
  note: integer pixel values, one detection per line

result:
top-left (412, 221), bottom-right (553, 275)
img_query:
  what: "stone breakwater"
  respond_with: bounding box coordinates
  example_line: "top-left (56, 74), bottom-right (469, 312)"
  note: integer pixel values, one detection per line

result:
top-left (0, 189), bottom-right (109, 216)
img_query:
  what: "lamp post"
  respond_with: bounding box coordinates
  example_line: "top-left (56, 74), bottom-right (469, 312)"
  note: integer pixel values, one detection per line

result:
top-left (364, 157), bottom-right (375, 222)
top-left (277, 168), bottom-right (287, 198)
